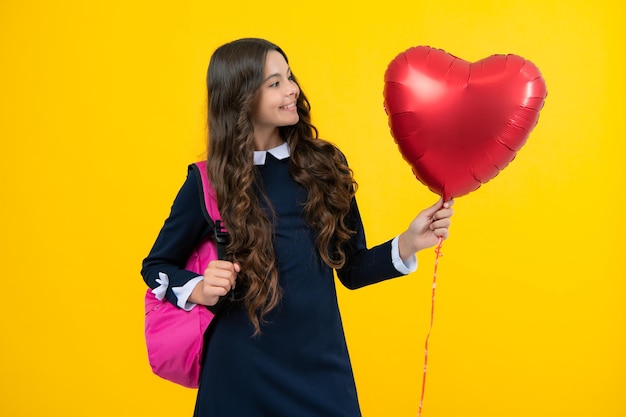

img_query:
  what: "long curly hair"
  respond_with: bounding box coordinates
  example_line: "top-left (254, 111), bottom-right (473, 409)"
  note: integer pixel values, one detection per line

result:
top-left (205, 38), bottom-right (357, 335)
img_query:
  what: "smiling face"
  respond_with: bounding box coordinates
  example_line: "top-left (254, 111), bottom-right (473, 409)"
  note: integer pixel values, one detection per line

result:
top-left (251, 50), bottom-right (300, 149)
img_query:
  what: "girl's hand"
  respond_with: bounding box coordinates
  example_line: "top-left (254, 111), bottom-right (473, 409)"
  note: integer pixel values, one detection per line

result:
top-left (190, 260), bottom-right (240, 306)
top-left (398, 198), bottom-right (454, 261)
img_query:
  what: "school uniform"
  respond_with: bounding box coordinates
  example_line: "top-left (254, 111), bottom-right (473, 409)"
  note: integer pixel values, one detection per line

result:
top-left (142, 143), bottom-right (416, 416)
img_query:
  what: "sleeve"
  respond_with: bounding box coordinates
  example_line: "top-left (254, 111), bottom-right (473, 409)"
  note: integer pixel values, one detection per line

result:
top-left (140, 165), bottom-right (213, 308)
top-left (335, 197), bottom-right (416, 290)
top-left (391, 236), bottom-right (418, 274)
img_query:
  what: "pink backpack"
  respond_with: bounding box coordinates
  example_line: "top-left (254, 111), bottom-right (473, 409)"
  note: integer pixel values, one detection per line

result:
top-left (144, 161), bottom-right (225, 388)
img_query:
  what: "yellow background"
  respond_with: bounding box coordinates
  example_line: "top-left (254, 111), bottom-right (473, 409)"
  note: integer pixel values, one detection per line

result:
top-left (1, 0), bottom-right (624, 416)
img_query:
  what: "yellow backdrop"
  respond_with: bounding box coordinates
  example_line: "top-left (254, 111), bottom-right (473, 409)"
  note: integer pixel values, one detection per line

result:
top-left (1, 0), bottom-right (624, 416)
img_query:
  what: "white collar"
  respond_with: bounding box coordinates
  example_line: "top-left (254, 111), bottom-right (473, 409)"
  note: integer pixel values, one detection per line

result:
top-left (253, 142), bottom-right (290, 165)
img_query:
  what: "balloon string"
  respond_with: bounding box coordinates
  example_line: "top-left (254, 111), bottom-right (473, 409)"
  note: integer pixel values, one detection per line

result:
top-left (418, 236), bottom-right (444, 417)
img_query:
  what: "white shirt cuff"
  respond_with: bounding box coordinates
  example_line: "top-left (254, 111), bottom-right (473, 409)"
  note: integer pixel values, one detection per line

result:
top-left (391, 236), bottom-right (417, 274)
top-left (152, 272), bottom-right (170, 301)
top-left (172, 276), bottom-right (204, 311)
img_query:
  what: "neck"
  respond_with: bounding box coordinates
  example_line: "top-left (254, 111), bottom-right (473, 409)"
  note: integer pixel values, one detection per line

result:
top-left (254, 128), bottom-right (283, 151)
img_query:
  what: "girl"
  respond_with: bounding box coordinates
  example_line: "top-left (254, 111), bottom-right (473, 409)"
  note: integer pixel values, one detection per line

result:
top-left (142, 38), bottom-right (453, 417)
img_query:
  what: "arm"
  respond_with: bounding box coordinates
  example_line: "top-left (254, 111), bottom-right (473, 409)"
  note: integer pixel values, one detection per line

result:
top-left (336, 198), bottom-right (453, 289)
top-left (335, 198), bottom-right (402, 289)
top-left (140, 166), bottom-right (212, 308)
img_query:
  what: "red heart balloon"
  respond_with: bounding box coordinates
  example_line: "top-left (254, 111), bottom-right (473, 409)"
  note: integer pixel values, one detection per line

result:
top-left (383, 46), bottom-right (547, 200)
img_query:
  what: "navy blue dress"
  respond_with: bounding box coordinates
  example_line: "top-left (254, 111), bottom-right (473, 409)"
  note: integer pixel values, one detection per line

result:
top-left (142, 152), bottom-right (405, 416)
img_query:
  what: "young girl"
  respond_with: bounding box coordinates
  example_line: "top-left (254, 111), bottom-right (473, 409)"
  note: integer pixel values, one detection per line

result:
top-left (142, 38), bottom-right (453, 417)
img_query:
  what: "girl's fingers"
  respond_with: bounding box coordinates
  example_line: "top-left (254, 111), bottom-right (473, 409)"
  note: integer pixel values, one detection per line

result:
top-left (204, 260), bottom-right (240, 298)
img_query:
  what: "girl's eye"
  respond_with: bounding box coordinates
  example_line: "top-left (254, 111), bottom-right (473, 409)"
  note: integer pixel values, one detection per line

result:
top-left (268, 74), bottom-right (294, 87)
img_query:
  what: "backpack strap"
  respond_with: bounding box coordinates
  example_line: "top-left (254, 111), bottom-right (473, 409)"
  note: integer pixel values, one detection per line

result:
top-left (191, 161), bottom-right (234, 308)
top-left (192, 161), bottom-right (230, 262)
top-left (193, 161), bottom-right (220, 223)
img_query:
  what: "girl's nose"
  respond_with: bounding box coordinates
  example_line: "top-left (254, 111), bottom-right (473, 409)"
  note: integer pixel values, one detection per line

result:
top-left (286, 82), bottom-right (299, 97)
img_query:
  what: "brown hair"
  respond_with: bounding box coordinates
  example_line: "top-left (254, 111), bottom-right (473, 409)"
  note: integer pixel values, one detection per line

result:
top-left (206, 38), bottom-right (356, 335)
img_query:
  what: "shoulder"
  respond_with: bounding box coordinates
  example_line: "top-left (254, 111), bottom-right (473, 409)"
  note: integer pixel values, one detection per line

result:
top-left (168, 165), bottom-right (202, 212)
top-left (298, 138), bottom-right (349, 163)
